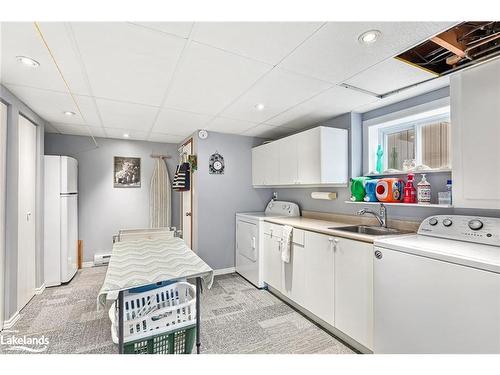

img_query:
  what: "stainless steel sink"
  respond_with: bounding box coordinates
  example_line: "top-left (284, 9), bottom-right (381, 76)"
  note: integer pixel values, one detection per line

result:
top-left (328, 225), bottom-right (402, 236)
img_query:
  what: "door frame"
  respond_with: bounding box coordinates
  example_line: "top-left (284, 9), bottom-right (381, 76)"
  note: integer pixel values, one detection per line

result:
top-left (0, 100), bottom-right (7, 330)
top-left (180, 138), bottom-right (193, 249)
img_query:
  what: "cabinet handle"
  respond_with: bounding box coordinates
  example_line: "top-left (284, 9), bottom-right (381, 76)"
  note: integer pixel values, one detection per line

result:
top-left (328, 237), bottom-right (339, 251)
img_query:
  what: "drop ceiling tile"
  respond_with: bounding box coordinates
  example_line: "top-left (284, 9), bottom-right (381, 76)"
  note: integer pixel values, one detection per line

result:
top-left (242, 124), bottom-right (295, 139)
top-left (266, 84), bottom-right (377, 129)
top-left (44, 123), bottom-right (60, 133)
top-left (344, 58), bottom-right (436, 96)
top-left (70, 22), bottom-right (185, 106)
top-left (280, 22), bottom-right (455, 83)
top-left (191, 22), bottom-right (322, 64)
top-left (151, 107), bottom-right (211, 136)
top-left (3, 84), bottom-right (99, 125)
top-left (96, 98), bottom-right (158, 131)
top-left (206, 117), bottom-right (257, 134)
top-left (52, 122), bottom-right (106, 138)
top-left (354, 75), bottom-right (450, 113)
top-left (104, 128), bottom-right (150, 141)
top-left (221, 68), bottom-right (332, 123)
top-left (148, 133), bottom-right (185, 144)
top-left (129, 22), bottom-right (194, 38)
top-left (0, 22), bottom-right (67, 92)
top-left (164, 41), bottom-right (272, 115)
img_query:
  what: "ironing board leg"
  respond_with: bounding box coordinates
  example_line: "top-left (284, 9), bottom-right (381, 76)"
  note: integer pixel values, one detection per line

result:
top-left (196, 277), bottom-right (201, 354)
top-left (118, 291), bottom-right (124, 354)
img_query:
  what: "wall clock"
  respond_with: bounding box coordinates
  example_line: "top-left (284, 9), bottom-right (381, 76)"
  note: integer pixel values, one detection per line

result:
top-left (198, 129), bottom-right (208, 139)
top-left (209, 152), bottom-right (224, 174)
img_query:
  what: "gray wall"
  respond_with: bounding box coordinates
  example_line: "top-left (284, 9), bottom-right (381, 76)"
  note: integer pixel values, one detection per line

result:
top-left (195, 132), bottom-right (273, 270)
top-left (274, 86), bottom-right (500, 221)
top-left (45, 134), bottom-right (181, 262)
top-left (1, 85), bottom-right (46, 321)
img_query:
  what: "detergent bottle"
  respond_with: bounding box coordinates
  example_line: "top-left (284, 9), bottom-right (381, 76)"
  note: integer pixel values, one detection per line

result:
top-left (403, 173), bottom-right (417, 203)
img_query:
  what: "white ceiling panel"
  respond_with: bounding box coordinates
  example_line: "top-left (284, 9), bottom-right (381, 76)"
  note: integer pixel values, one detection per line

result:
top-left (344, 58), bottom-right (436, 95)
top-left (71, 22), bottom-right (185, 106)
top-left (221, 68), bottom-right (332, 123)
top-left (151, 107), bottom-right (211, 136)
top-left (353, 75), bottom-right (450, 113)
top-left (206, 117), bottom-right (257, 134)
top-left (52, 122), bottom-right (106, 138)
top-left (243, 124), bottom-right (295, 139)
top-left (104, 128), bottom-right (150, 141)
top-left (191, 22), bottom-right (322, 64)
top-left (129, 22), bottom-right (194, 39)
top-left (148, 133), bottom-right (185, 144)
top-left (266, 85), bottom-right (377, 128)
top-left (0, 22), bottom-right (67, 92)
top-left (164, 41), bottom-right (272, 115)
top-left (280, 22), bottom-right (454, 83)
top-left (44, 123), bottom-right (60, 133)
top-left (96, 98), bottom-right (158, 131)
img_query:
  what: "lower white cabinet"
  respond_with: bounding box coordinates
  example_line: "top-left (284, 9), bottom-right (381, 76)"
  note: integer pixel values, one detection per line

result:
top-left (263, 222), bottom-right (374, 350)
top-left (334, 237), bottom-right (373, 349)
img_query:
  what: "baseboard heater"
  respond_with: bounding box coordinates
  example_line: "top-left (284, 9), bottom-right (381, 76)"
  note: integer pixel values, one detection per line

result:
top-left (94, 253), bottom-right (112, 266)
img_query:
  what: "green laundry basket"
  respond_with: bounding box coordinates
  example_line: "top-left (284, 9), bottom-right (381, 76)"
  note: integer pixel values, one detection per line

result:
top-left (123, 324), bottom-right (196, 354)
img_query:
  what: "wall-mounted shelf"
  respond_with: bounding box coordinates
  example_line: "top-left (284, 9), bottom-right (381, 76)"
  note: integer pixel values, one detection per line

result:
top-left (345, 201), bottom-right (454, 209)
top-left (364, 169), bottom-right (452, 178)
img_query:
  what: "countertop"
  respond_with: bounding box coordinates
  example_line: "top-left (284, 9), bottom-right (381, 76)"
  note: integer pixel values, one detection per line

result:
top-left (263, 216), bottom-right (413, 243)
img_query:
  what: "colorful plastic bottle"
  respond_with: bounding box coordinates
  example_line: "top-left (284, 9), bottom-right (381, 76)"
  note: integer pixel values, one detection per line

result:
top-left (417, 174), bottom-right (431, 204)
top-left (403, 173), bottom-right (417, 203)
top-left (376, 145), bottom-right (384, 174)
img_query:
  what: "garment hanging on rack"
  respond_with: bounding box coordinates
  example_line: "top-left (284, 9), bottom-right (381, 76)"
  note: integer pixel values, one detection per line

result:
top-left (173, 162), bottom-right (191, 191)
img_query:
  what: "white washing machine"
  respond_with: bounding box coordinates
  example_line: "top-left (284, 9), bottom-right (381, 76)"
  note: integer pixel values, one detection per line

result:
top-left (373, 215), bottom-right (500, 354)
top-left (236, 200), bottom-right (300, 288)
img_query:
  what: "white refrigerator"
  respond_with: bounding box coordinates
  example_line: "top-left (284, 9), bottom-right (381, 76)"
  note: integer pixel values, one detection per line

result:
top-left (44, 156), bottom-right (78, 287)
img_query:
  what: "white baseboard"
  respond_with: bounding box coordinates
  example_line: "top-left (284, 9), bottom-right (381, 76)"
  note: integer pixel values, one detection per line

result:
top-left (3, 311), bottom-right (20, 329)
top-left (82, 261), bottom-right (94, 268)
top-left (34, 284), bottom-right (45, 295)
top-left (213, 267), bottom-right (236, 276)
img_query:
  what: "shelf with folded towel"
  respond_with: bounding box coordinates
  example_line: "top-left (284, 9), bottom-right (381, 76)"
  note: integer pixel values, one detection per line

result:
top-left (345, 201), bottom-right (453, 208)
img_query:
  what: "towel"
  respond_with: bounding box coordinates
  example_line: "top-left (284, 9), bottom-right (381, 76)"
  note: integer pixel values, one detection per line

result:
top-left (172, 162), bottom-right (191, 191)
top-left (281, 225), bottom-right (293, 263)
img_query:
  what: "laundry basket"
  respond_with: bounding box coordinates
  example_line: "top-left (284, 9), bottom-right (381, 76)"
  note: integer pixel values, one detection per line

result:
top-left (110, 281), bottom-right (197, 354)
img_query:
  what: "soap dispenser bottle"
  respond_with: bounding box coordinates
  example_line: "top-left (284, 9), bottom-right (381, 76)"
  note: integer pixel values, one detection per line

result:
top-left (417, 174), bottom-right (431, 204)
top-left (403, 173), bottom-right (417, 203)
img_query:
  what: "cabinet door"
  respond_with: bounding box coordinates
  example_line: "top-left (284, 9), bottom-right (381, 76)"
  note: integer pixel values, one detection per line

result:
top-left (263, 142), bottom-right (280, 186)
top-left (451, 58), bottom-right (500, 209)
top-left (263, 232), bottom-right (282, 291)
top-left (334, 237), bottom-right (373, 350)
top-left (278, 136), bottom-right (298, 185)
top-left (303, 231), bottom-right (335, 325)
top-left (251, 147), bottom-right (265, 185)
top-left (297, 128), bottom-right (321, 184)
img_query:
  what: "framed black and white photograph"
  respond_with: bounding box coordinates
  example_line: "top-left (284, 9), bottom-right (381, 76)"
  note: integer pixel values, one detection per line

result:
top-left (114, 156), bottom-right (141, 188)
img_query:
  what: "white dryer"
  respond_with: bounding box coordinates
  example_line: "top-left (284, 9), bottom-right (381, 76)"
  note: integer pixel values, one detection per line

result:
top-left (373, 215), bottom-right (500, 353)
top-left (236, 200), bottom-right (300, 288)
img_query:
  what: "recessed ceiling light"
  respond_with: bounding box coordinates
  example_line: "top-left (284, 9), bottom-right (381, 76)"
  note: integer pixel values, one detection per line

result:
top-left (63, 111), bottom-right (76, 116)
top-left (358, 30), bottom-right (382, 45)
top-left (16, 56), bottom-right (40, 68)
top-left (123, 133), bottom-right (130, 138)
top-left (255, 103), bottom-right (265, 111)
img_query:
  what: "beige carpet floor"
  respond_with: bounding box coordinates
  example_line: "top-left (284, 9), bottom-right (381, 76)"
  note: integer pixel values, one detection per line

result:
top-left (0, 267), bottom-right (354, 354)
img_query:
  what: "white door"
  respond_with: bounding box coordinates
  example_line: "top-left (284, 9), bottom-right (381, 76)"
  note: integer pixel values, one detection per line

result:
top-left (0, 101), bottom-right (7, 329)
top-left (334, 237), bottom-right (373, 350)
top-left (251, 147), bottom-right (265, 185)
top-left (180, 139), bottom-right (193, 248)
top-left (263, 232), bottom-right (282, 291)
top-left (60, 195), bottom-right (78, 282)
top-left (262, 142), bottom-right (280, 186)
top-left (17, 115), bottom-right (37, 311)
top-left (297, 128), bottom-right (321, 184)
top-left (303, 231), bottom-right (335, 325)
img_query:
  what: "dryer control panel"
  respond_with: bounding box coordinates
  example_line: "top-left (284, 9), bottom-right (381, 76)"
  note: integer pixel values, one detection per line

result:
top-left (264, 200), bottom-right (300, 217)
top-left (418, 215), bottom-right (500, 247)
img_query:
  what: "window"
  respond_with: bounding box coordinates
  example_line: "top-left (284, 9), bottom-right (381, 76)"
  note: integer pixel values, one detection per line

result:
top-left (367, 104), bottom-right (451, 173)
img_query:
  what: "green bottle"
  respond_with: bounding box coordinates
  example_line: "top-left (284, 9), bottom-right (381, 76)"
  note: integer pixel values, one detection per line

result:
top-left (376, 145), bottom-right (384, 173)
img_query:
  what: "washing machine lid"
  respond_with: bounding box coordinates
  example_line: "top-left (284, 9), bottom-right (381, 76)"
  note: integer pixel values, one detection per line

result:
top-left (375, 235), bottom-right (500, 274)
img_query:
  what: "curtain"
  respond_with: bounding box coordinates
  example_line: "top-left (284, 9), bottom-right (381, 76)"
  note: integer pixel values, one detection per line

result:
top-left (150, 158), bottom-right (171, 228)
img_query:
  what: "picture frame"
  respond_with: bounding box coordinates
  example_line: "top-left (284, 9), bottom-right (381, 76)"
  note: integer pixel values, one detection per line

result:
top-left (113, 156), bottom-right (141, 188)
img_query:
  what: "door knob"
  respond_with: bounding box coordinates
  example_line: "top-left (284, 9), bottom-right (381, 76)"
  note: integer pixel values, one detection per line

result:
top-left (185, 212), bottom-right (192, 217)
top-left (27, 212), bottom-right (32, 221)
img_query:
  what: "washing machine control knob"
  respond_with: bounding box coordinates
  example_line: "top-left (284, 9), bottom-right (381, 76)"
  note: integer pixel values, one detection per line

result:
top-left (443, 218), bottom-right (453, 227)
top-left (428, 217), bottom-right (438, 226)
top-left (468, 219), bottom-right (483, 231)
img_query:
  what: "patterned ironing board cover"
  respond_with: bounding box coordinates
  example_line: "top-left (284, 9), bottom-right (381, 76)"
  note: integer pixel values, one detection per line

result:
top-left (98, 237), bottom-right (213, 307)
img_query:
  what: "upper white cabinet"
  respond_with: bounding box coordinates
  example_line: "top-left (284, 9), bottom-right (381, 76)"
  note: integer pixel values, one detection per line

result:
top-left (451, 58), bottom-right (500, 209)
top-left (252, 126), bottom-right (348, 187)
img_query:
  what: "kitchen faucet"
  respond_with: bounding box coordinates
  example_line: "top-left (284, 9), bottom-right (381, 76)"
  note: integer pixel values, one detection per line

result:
top-left (357, 203), bottom-right (387, 227)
